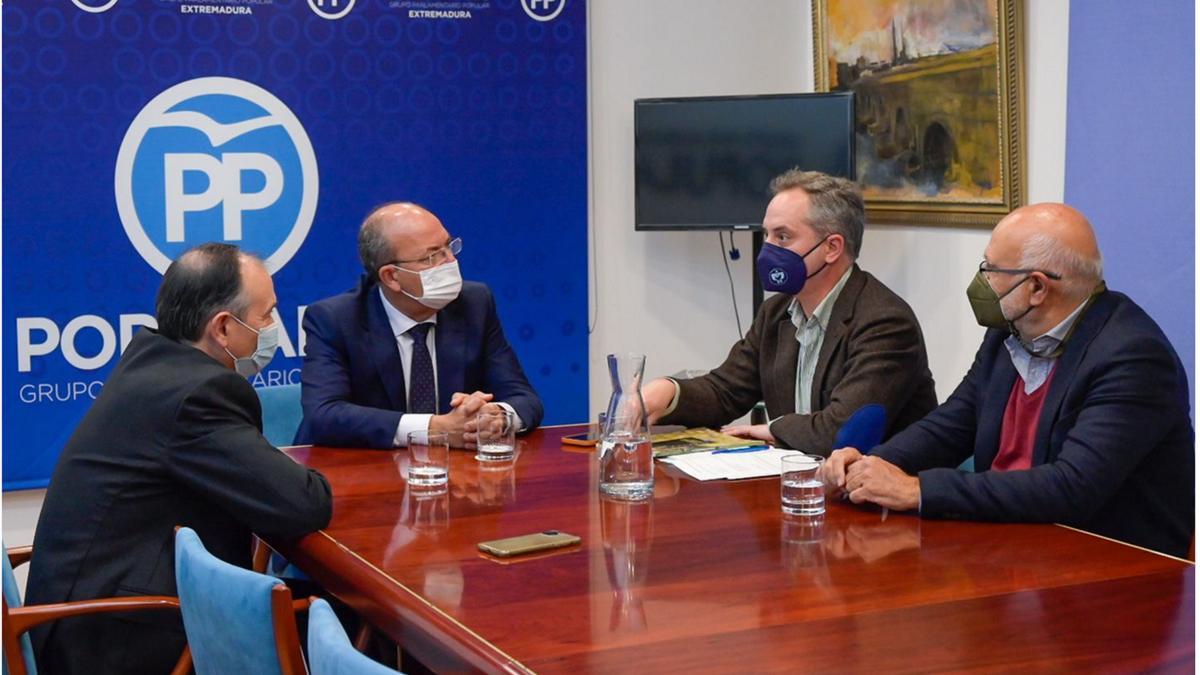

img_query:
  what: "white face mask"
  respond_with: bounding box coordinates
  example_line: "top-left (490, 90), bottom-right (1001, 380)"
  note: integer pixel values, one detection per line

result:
top-left (394, 260), bottom-right (463, 310)
top-left (223, 315), bottom-right (280, 377)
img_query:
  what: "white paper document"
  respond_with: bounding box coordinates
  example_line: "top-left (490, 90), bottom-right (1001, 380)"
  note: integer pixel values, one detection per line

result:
top-left (658, 448), bottom-right (806, 481)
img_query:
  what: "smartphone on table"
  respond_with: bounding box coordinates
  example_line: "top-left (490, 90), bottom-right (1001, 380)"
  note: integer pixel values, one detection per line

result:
top-left (478, 530), bottom-right (581, 557)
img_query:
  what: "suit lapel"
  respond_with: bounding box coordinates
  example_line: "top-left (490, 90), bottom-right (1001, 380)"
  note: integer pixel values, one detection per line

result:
top-left (770, 317), bottom-right (800, 417)
top-left (811, 266), bottom-right (865, 407)
top-left (976, 346), bottom-right (1017, 470)
top-left (1030, 292), bottom-right (1115, 465)
top-left (363, 287), bottom-right (408, 411)
top-left (435, 301), bottom-right (467, 415)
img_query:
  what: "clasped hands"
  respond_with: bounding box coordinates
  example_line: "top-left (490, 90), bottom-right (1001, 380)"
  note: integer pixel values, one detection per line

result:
top-left (429, 390), bottom-right (503, 449)
top-left (818, 447), bottom-right (921, 512)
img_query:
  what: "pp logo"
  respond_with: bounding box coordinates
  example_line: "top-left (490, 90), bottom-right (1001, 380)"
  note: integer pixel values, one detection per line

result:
top-left (70, 0), bottom-right (119, 12)
top-left (769, 268), bottom-right (788, 285)
top-left (115, 77), bottom-right (318, 275)
top-left (521, 0), bottom-right (565, 22)
top-left (308, 0), bottom-right (355, 20)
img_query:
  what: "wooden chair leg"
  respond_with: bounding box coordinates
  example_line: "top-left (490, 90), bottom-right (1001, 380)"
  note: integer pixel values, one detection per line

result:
top-left (251, 536), bottom-right (271, 574)
top-left (169, 646), bottom-right (193, 675)
top-left (271, 585), bottom-right (307, 675)
top-left (353, 624), bottom-right (373, 652)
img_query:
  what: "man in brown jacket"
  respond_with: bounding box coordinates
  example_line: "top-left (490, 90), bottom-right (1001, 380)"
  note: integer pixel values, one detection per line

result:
top-left (643, 170), bottom-right (937, 454)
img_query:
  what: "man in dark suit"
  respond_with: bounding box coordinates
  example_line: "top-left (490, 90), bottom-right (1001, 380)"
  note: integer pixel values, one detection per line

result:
top-left (643, 170), bottom-right (938, 453)
top-left (25, 243), bottom-right (333, 674)
top-left (821, 203), bottom-right (1193, 558)
top-left (295, 202), bottom-right (543, 449)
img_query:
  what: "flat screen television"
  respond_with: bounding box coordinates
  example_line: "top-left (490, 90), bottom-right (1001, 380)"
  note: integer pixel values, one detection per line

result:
top-left (634, 92), bottom-right (855, 231)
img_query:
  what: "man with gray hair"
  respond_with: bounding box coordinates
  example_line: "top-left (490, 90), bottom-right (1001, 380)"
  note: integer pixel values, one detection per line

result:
top-left (820, 203), bottom-right (1194, 558)
top-left (296, 202), bottom-right (543, 448)
top-left (643, 169), bottom-right (938, 453)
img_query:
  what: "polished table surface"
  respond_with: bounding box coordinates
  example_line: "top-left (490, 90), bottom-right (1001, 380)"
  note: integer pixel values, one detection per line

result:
top-left (275, 426), bottom-right (1194, 673)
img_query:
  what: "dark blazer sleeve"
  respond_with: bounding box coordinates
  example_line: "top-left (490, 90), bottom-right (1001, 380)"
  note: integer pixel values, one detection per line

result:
top-left (890, 333), bottom-right (1188, 525)
top-left (768, 299), bottom-right (933, 452)
top-left (299, 301), bottom-right (403, 448)
top-left (164, 371), bottom-right (332, 539)
top-left (659, 304), bottom-right (769, 428)
top-left (871, 336), bottom-right (992, 472)
top-left (480, 289), bottom-right (544, 430)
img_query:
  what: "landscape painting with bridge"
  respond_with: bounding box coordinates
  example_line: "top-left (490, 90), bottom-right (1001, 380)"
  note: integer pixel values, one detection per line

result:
top-left (814, 0), bottom-right (1023, 226)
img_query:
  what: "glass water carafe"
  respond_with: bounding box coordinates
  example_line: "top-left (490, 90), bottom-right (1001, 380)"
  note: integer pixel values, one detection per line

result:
top-left (598, 353), bottom-right (654, 500)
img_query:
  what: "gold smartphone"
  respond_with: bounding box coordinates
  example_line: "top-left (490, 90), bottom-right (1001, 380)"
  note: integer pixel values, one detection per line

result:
top-left (560, 431), bottom-right (598, 447)
top-left (478, 530), bottom-right (581, 557)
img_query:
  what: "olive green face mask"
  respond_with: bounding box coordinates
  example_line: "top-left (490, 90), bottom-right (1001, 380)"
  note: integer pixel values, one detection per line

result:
top-left (967, 267), bottom-right (1107, 357)
top-left (966, 269), bottom-right (1032, 330)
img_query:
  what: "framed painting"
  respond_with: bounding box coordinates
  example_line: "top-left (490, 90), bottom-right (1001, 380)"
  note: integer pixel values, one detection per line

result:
top-left (813, 0), bottom-right (1025, 227)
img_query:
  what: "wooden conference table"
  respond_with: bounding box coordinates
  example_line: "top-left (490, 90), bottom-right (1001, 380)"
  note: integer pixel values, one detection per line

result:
top-left (273, 426), bottom-right (1194, 673)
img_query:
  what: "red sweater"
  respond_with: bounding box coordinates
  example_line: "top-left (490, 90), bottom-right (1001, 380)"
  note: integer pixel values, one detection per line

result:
top-left (992, 367), bottom-right (1057, 471)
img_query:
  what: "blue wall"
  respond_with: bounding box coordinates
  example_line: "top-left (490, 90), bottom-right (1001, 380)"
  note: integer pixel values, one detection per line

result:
top-left (2, 0), bottom-right (588, 490)
top-left (1065, 0), bottom-right (1194, 400)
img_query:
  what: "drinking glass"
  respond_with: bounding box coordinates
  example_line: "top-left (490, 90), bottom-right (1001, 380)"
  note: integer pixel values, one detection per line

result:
top-left (475, 409), bottom-right (516, 462)
top-left (407, 430), bottom-right (449, 488)
top-left (780, 454), bottom-right (825, 515)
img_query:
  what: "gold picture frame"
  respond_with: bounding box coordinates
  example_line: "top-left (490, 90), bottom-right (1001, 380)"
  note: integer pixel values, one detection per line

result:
top-left (813, 0), bottom-right (1025, 227)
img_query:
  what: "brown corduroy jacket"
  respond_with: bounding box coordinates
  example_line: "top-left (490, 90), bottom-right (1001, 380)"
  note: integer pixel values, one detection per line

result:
top-left (661, 265), bottom-right (938, 455)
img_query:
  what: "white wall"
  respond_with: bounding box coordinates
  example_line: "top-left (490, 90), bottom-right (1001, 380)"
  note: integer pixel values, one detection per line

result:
top-left (2, 489), bottom-right (46, 592)
top-left (587, 0), bottom-right (807, 412)
top-left (587, 0), bottom-right (1071, 409)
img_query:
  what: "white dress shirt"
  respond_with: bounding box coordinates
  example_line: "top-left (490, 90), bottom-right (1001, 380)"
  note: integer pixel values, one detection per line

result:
top-left (379, 289), bottom-right (523, 446)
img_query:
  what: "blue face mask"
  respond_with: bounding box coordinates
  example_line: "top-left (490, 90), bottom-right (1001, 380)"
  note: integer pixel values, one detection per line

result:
top-left (756, 237), bottom-right (829, 295)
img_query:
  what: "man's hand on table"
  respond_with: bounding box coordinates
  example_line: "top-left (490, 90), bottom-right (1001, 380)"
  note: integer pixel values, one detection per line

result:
top-left (819, 447), bottom-right (920, 512)
top-left (430, 391), bottom-right (496, 448)
top-left (642, 378), bottom-right (676, 425)
top-left (720, 423), bottom-right (776, 444)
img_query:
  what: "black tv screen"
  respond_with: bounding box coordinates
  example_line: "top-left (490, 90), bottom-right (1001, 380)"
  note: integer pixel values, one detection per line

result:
top-left (634, 92), bottom-right (855, 231)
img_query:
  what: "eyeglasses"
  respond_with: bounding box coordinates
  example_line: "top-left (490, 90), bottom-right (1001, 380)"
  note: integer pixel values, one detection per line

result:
top-left (978, 261), bottom-right (1062, 280)
top-left (389, 237), bottom-right (462, 269)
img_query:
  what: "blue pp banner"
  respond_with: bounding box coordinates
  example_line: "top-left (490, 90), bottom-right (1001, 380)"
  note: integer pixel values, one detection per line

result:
top-left (2, 0), bottom-right (588, 489)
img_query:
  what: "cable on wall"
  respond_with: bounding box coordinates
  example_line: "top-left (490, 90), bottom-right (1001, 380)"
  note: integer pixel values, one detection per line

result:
top-left (718, 231), bottom-right (744, 339)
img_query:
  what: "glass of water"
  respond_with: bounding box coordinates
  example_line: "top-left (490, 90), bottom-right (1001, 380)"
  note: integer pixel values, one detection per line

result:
top-left (407, 430), bottom-right (450, 488)
top-left (781, 454), bottom-right (825, 516)
top-left (475, 409), bottom-right (516, 462)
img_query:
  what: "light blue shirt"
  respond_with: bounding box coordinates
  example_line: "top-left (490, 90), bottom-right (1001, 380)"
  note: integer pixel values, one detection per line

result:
top-left (787, 266), bottom-right (854, 414)
top-left (1003, 299), bottom-right (1090, 394)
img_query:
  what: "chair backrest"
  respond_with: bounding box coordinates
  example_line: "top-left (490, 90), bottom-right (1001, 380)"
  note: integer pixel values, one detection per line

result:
top-left (174, 528), bottom-right (305, 675)
top-left (256, 384), bottom-right (303, 447)
top-left (2, 544), bottom-right (36, 675)
top-left (307, 599), bottom-right (399, 675)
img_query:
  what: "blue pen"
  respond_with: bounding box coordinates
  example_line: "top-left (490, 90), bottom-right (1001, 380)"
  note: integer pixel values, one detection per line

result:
top-left (711, 444), bottom-right (770, 455)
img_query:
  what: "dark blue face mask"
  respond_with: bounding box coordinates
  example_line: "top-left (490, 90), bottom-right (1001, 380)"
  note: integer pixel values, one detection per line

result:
top-left (756, 237), bottom-right (829, 295)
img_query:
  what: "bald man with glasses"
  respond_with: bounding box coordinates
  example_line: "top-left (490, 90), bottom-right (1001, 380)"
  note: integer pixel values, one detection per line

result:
top-left (295, 202), bottom-right (543, 449)
top-left (819, 203), bottom-right (1193, 558)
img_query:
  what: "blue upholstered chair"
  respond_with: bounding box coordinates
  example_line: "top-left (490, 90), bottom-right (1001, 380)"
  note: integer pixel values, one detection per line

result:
top-left (2, 543), bottom-right (183, 675)
top-left (174, 527), bottom-right (307, 675)
top-left (307, 598), bottom-right (400, 675)
top-left (252, 384), bottom-right (308, 579)
top-left (256, 383), bottom-right (304, 447)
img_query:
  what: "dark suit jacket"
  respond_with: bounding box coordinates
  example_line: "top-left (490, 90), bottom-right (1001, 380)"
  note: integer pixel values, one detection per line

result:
top-left (872, 290), bottom-right (1194, 558)
top-left (295, 278), bottom-right (543, 448)
top-left (25, 329), bottom-right (332, 675)
top-left (662, 265), bottom-right (937, 454)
